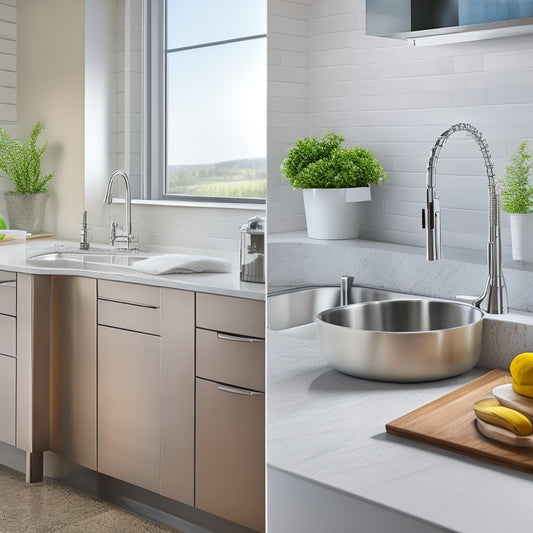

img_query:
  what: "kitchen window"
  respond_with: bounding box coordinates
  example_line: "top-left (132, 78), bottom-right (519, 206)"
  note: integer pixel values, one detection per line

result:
top-left (145, 0), bottom-right (267, 203)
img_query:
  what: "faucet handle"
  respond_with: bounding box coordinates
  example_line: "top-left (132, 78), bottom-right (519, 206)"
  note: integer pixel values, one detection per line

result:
top-left (455, 294), bottom-right (480, 307)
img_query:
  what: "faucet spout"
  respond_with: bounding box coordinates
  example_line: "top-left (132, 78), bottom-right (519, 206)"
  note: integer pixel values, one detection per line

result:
top-left (422, 123), bottom-right (507, 314)
top-left (103, 170), bottom-right (133, 251)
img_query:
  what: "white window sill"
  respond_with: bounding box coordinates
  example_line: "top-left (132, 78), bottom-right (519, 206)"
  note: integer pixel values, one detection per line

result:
top-left (110, 198), bottom-right (265, 210)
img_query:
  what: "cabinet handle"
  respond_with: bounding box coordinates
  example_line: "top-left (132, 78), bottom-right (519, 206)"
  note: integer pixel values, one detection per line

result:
top-left (0, 280), bottom-right (15, 286)
top-left (216, 333), bottom-right (264, 344)
top-left (217, 384), bottom-right (263, 397)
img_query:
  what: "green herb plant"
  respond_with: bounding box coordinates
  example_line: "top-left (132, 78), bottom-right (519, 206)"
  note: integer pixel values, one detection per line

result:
top-left (500, 141), bottom-right (533, 214)
top-left (280, 132), bottom-right (387, 189)
top-left (0, 121), bottom-right (55, 194)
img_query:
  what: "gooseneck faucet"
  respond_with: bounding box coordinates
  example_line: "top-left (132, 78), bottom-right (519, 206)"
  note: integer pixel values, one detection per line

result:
top-left (103, 170), bottom-right (133, 251)
top-left (422, 123), bottom-right (507, 314)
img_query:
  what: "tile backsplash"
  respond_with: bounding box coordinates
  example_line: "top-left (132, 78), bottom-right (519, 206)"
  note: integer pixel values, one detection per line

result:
top-left (268, 0), bottom-right (533, 255)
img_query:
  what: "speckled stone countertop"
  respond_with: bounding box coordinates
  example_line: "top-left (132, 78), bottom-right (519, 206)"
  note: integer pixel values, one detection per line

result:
top-left (268, 232), bottom-right (533, 532)
top-left (0, 238), bottom-right (264, 300)
top-left (267, 331), bottom-right (533, 533)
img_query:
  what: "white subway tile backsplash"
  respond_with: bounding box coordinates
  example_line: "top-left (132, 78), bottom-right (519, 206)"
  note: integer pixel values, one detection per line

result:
top-left (270, 61), bottom-right (308, 82)
top-left (269, 15), bottom-right (307, 36)
top-left (269, 0), bottom-right (308, 21)
top-left (269, 32), bottom-right (308, 53)
top-left (268, 0), bottom-right (533, 253)
top-left (280, 49), bottom-right (308, 67)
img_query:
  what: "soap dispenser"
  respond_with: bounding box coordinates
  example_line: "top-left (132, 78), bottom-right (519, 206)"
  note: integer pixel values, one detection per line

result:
top-left (240, 215), bottom-right (265, 283)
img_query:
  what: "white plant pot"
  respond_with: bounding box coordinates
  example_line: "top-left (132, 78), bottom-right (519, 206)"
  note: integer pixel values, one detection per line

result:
top-left (302, 187), bottom-right (371, 240)
top-left (509, 212), bottom-right (533, 261)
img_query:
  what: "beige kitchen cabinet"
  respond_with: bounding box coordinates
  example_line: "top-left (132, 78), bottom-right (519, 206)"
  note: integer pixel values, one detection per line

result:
top-left (195, 293), bottom-right (265, 532)
top-left (96, 280), bottom-right (195, 504)
top-left (50, 277), bottom-right (97, 470)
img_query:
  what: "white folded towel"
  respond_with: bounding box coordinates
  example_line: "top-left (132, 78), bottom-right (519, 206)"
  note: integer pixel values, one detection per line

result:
top-left (132, 254), bottom-right (232, 275)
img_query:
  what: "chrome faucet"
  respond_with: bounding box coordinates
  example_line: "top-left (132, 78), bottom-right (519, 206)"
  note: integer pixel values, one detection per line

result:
top-left (422, 123), bottom-right (508, 314)
top-left (103, 170), bottom-right (135, 251)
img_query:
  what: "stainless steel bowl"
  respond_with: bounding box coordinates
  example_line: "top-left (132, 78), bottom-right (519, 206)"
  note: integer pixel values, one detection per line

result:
top-left (268, 286), bottom-right (415, 332)
top-left (316, 299), bottom-right (484, 382)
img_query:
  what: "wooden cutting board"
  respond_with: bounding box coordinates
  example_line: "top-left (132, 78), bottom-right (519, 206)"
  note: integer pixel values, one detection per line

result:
top-left (386, 369), bottom-right (533, 473)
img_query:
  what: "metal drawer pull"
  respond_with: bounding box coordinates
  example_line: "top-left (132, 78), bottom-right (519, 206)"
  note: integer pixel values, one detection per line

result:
top-left (216, 333), bottom-right (263, 343)
top-left (217, 384), bottom-right (263, 396)
top-left (0, 280), bottom-right (15, 287)
top-left (98, 297), bottom-right (159, 310)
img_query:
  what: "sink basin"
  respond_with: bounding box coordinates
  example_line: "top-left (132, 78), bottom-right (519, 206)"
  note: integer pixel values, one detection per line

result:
top-left (267, 286), bottom-right (420, 338)
top-left (316, 299), bottom-right (484, 382)
top-left (27, 251), bottom-right (150, 271)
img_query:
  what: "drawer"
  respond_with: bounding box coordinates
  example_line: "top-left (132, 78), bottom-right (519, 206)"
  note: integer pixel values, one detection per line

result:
top-left (196, 328), bottom-right (264, 392)
top-left (98, 299), bottom-right (160, 336)
top-left (196, 293), bottom-right (264, 339)
top-left (195, 377), bottom-right (265, 532)
top-left (0, 314), bottom-right (16, 357)
top-left (0, 271), bottom-right (16, 317)
top-left (98, 280), bottom-right (160, 308)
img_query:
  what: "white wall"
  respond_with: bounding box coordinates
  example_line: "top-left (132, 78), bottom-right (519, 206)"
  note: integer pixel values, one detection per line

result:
top-left (269, 0), bottom-right (533, 255)
top-left (0, 0), bottom-right (18, 215)
top-left (17, 0), bottom-right (85, 240)
top-left (267, 0), bottom-right (309, 233)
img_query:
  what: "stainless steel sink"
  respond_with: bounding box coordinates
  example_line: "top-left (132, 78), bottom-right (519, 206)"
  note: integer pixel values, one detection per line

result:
top-left (316, 299), bottom-right (484, 382)
top-left (267, 286), bottom-right (418, 338)
top-left (27, 251), bottom-right (151, 271)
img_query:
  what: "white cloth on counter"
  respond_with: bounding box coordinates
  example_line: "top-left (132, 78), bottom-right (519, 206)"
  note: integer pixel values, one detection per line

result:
top-left (131, 253), bottom-right (232, 275)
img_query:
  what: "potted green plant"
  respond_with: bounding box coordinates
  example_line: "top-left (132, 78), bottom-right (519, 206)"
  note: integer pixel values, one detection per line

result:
top-left (0, 121), bottom-right (55, 234)
top-left (500, 140), bottom-right (533, 261)
top-left (280, 132), bottom-right (387, 239)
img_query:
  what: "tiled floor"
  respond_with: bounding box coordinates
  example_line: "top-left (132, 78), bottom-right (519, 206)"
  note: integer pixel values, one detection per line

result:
top-left (0, 465), bottom-right (182, 532)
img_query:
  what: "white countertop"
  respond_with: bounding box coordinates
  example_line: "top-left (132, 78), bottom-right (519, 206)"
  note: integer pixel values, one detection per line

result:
top-left (0, 238), bottom-right (264, 300)
top-left (267, 330), bottom-right (533, 533)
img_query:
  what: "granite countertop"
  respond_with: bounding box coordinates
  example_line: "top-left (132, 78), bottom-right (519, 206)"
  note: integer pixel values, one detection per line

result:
top-left (267, 330), bottom-right (533, 533)
top-left (0, 238), bottom-right (264, 300)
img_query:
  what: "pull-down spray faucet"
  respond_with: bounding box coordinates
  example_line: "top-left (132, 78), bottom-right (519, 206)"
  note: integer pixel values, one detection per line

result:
top-left (422, 123), bottom-right (508, 314)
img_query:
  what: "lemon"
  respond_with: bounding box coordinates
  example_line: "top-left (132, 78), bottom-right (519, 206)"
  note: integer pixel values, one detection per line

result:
top-left (510, 352), bottom-right (533, 398)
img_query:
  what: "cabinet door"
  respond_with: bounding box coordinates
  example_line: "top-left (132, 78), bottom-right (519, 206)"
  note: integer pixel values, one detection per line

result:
top-left (50, 277), bottom-right (97, 470)
top-left (196, 378), bottom-right (265, 532)
top-left (0, 354), bottom-right (15, 445)
top-left (98, 325), bottom-right (161, 493)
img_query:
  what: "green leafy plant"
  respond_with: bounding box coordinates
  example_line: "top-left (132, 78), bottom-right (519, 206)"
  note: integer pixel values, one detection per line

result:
top-left (280, 132), bottom-right (387, 189)
top-left (500, 141), bottom-right (533, 214)
top-left (0, 121), bottom-right (55, 194)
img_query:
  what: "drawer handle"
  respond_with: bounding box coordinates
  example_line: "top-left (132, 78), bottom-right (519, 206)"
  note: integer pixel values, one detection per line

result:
top-left (0, 280), bottom-right (15, 287)
top-left (216, 333), bottom-right (264, 344)
top-left (98, 297), bottom-right (159, 310)
top-left (217, 384), bottom-right (263, 397)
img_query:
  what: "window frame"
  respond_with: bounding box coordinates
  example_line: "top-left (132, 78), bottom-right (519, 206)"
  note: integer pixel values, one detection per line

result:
top-left (144, 0), bottom-right (266, 204)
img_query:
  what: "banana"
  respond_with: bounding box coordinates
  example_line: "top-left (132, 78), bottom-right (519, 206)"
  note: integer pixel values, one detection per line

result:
top-left (473, 397), bottom-right (533, 436)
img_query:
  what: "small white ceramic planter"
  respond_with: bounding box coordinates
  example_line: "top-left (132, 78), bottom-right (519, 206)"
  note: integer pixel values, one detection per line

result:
top-left (509, 212), bottom-right (533, 261)
top-left (302, 187), bottom-right (371, 240)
